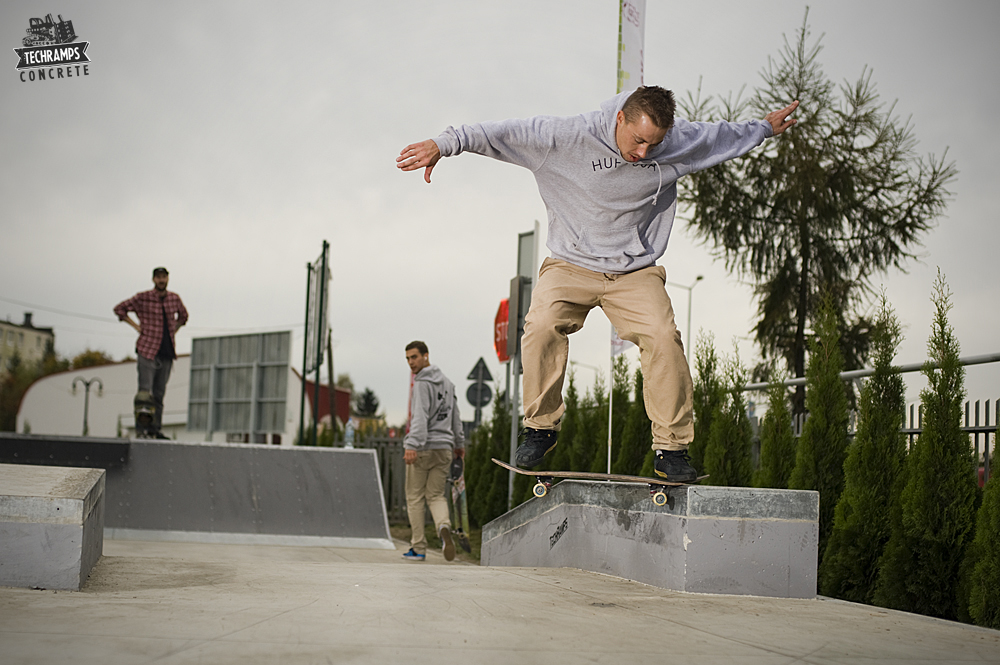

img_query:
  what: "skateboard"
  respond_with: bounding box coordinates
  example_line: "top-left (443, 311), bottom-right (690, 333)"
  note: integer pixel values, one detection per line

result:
top-left (133, 390), bottom-right (157, 439)
top-left (447, 457), bottom-right (472, 553)
top-left (492, 458), bottom-right (707, 506)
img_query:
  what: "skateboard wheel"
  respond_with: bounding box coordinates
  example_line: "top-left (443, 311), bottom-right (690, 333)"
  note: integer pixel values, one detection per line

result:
top-left (532, 483), bottom-right (548, 498)
top-left (652, 491), bottom-right (668, 506)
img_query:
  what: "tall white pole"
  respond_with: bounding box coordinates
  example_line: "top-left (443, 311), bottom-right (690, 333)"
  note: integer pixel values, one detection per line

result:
top-left (508, 350), bottom-right (520, 509)
top-left (607, 326), bottom-right (614, 474)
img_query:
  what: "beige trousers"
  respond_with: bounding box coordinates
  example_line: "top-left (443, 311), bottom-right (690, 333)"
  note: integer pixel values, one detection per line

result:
top-left (405, 448), bottom-right (452, 554)
top-left (522, 258), bottom-right (694, 451)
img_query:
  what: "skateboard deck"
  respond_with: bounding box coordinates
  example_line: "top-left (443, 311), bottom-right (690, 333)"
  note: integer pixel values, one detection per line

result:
top-left (447, 457), bottom-right (472, 553)
top-left (492, 458), bottom-right (707, 505)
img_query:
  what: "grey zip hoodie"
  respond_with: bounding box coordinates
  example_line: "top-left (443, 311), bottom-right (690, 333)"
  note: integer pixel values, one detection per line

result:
top-left (404, 365), bottom-right (465, 453)
top-left (433, 91), bottom-right (773, 274)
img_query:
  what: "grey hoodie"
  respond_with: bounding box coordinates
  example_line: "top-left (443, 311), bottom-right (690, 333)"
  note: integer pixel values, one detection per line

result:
top-left (433, 91), bottom-right (773, 274)
top-left (404, 365), bottom-right (465, 453)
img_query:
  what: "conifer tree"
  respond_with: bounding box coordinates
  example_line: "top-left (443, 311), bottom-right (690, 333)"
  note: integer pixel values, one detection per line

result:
top-left (547, 370), bottom-right (577, 472)
top-left (703, 348), bottom-right (754, 487)
top-left (874, 271), bottom-right (978, 620)
top-left (819, 296), bottom-right (907, 603)
top-left (606, 354), bottom-right (631, 470)
top-left (570, 373), bottom-right (606, 473)
top-left (613, 369), bottom-right (652, 476)
top-left (680, 11), bottom-right (956, 414)
top-left (465, 387), bottom-right (511, 527)
top-left (965, 447), bottom-right (1000, 629)
top-left (691, 332), bottom-right (725, 472)
top-left (587, 375), bottom-right (612, 474)
top-left (754, 373), bottom-right (797, 489)
top-left (788, 295), bottom-right (850, 556)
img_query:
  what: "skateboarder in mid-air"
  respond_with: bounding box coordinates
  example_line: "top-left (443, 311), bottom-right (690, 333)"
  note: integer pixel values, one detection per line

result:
top-left (398, 86), bottom-right (797, 482)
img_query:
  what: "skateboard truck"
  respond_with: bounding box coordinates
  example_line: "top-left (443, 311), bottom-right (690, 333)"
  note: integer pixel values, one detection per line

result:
top-left (649, 485), bottom-right (670, 507)
top-left (532, 476), bottom-right (554, 498)
top-left (532, 477), bottom-right (669, 506)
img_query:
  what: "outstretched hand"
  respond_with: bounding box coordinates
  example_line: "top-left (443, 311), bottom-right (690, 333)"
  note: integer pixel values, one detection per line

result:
top-left (397, 139), bottom-right (441, 183)
top-left (765, 100), bottom-right (799, 136)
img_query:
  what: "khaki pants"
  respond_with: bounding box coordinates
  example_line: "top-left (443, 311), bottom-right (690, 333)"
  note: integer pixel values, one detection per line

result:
top-left (522, 258), bottom-right (693, 451)
top-left (405, 448), bottom-right (452, 554)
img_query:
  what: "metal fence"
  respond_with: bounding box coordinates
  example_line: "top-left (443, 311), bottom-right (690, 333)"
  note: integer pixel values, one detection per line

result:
top-left (902, 400), bottom-right (996, 486)
top-left (748, 353), bottom-right (1000, 487)
top-left (353, 437), bottom-right (406, 523)
top-left (787, 399), bottom-right (996, 486)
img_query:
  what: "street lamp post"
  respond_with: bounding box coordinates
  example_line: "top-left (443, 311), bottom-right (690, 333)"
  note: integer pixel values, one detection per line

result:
top-left (667, 275), bottom-right (704, 364)
top-left (72, 377), bottom-right (103, 437)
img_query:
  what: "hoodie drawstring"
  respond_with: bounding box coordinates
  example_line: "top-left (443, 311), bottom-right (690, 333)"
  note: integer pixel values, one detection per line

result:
top-left (651, 160), bottom-right (662, 206)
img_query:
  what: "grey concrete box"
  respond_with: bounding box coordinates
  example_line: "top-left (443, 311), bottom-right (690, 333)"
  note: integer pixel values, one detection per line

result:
top-left (482, 481), bottom-right (819, 598)
top-left (0, 464), bottom-right (105, 591)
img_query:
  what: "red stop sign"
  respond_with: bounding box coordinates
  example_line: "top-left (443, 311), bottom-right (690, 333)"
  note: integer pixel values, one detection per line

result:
top-left (494, 299), bottom-right (510, 363)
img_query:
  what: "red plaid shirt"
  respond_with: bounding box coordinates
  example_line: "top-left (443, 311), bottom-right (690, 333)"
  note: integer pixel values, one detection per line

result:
top-left (114, 289), bottom-right (188, 360)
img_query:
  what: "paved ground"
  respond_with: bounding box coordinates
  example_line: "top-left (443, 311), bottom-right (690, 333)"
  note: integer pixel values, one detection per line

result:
top-left (1, 538), bottom-right (998, 664)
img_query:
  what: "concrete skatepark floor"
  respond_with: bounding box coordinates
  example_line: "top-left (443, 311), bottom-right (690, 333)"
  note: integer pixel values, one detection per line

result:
top-left (1, 538), bottom-right (998, 664)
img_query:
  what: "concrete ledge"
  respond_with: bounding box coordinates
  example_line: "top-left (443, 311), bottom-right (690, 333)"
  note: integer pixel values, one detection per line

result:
top-left (0, 463), bottom-right (105, 590)
top-left (0, 432), bottom-right (129, 469)
top-left (105, 528), bottom-right (396, 550)
top-left (482, 480), bottom-right (819, 598)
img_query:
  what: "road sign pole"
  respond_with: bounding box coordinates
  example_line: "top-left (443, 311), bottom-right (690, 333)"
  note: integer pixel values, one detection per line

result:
top-left (508, 349), bottom-right (520, 510)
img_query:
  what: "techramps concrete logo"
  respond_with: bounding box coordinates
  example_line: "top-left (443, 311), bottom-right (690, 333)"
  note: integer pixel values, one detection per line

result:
top-left (13, 13), bottom-right (91, 83)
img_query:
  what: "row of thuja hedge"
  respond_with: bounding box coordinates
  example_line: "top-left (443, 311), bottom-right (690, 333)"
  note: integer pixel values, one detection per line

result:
top-left (463, 272), bottom-right (998, 629)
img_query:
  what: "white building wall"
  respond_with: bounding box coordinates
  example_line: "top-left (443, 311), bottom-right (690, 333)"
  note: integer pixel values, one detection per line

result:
top-left (0, 318), bottom-right (54, 375)
top-left (16, 357), bottom-right (310, 444)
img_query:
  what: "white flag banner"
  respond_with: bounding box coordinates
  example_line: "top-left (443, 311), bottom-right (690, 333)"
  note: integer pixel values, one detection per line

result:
top-left (611, 325), bottom-right (635, 357)
top-left (617, 0), bottom-right (646, 94)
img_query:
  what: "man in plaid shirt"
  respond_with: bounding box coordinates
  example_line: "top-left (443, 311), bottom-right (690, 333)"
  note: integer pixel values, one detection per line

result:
top-left (114, 267), bottom-right (188, 438)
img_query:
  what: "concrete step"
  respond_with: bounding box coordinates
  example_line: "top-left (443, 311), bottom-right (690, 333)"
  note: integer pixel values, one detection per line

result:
top-left (0, 463), bottom-right (105, 590)
top-left (483, 479), bottom-right (819, 598)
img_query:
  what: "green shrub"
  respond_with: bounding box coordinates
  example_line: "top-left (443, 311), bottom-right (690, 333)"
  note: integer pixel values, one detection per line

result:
top-left (754, 373), bottom-right (796, 489)
top-left (874, 271), bottom-right (978, 620)
top-left (964, 448), bottom-right (1000, 628)
top-left (789, 295), bottom-right (850, 557)
top-left (703, 348), bottom-right (753, 487)
top-left (820, 296), bottom-right (907, 603)
top-left (691, 332), bottom-right (725, 473)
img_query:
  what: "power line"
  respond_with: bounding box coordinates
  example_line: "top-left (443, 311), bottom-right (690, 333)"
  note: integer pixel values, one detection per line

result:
top-left (0, 295), bottom-right (115, 323)
top-left (0, 294), bottom-right (304, 332)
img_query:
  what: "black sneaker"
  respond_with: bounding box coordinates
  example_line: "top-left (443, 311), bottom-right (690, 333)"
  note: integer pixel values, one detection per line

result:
top-left (514, 428), bottom-right (558, 469)
top-left (654, 449), bottom-right (698, 483)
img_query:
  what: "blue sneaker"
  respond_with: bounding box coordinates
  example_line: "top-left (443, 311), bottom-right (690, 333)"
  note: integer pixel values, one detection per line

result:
top-left (402, 548), bottom-right (425, 561)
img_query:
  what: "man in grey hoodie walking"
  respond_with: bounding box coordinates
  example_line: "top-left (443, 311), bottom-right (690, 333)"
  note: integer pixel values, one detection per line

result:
top-left (402, 341), bottom-right (465, 561)
top-left (397, 86), bottom-right (797, 483)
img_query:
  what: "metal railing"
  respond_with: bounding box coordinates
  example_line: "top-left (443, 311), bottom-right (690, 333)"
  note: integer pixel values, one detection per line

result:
top-left (749, 352), bottom-right (1000, 486)
top-left (353, 437), bottom-right (406, 523)
top-left (743, 352), bottom-right (1000, 392)
top-left (784, 399), bottom-right (995, 486)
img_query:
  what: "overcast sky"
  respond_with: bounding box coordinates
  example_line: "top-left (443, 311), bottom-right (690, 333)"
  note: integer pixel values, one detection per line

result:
top-left (2, 0), bottom-right (999, 428)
